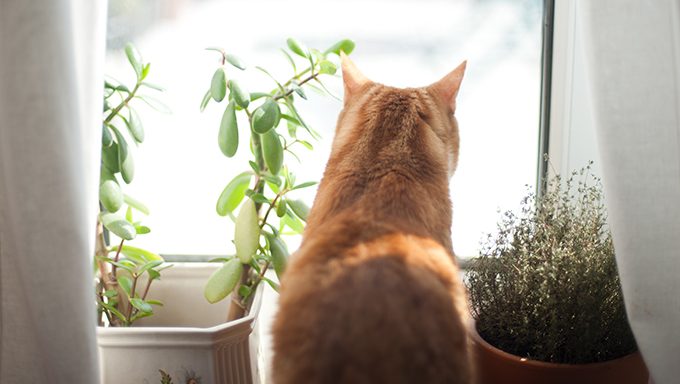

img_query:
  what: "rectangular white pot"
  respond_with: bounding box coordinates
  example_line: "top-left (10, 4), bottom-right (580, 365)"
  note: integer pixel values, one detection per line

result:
top-left (97, 262), bottom-right (264, 384)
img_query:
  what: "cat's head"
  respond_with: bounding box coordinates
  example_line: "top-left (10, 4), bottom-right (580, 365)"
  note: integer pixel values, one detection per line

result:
top-left (333, 53), bottom-right (466, 178)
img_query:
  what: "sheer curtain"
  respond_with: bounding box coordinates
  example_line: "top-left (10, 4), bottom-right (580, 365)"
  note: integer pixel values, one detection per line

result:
top-left (0, 0), bottom-right (106, 382)
top-left (580, 1), bottom-right (680, 383)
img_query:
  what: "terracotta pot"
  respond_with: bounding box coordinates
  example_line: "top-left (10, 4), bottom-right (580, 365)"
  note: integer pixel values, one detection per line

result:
top-left (472, 326), bottom-right (649, 384)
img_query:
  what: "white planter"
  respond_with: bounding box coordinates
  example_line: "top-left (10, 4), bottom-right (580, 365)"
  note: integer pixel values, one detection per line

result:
top-left (97, 262), bottom-right (264, 384)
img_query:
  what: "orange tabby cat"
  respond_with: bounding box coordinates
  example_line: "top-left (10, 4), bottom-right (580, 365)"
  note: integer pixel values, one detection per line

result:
top-left (272, 54), bottom-right (472, 384)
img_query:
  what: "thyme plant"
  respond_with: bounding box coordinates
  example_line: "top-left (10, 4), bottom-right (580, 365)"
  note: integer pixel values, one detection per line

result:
top-left (202, 38), bottom-right (355, 320)
top-left (96, 43), bottom-right (170, 326)
top-left (466, 163), bottom-right (637, 364)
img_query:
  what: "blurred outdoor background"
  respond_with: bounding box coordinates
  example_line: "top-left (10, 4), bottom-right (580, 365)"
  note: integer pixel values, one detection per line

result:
top-left (105, 0), bottom-right (543, 258)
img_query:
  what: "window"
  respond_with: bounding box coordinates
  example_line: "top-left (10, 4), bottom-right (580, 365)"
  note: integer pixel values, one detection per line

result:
top-left (106, 0), bottom-right (544, 258)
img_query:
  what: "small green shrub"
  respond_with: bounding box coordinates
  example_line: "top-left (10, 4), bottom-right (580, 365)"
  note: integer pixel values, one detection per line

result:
top-left (466, 163), bottom-right (637, 364)
top-left (200, 38), bottom-right (355, 320)
top-left (96, 43), bottom-right (169, 327)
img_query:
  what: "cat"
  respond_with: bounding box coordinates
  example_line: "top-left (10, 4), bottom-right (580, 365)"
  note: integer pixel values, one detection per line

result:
top-left (271, 53), bottom-right (473, 384)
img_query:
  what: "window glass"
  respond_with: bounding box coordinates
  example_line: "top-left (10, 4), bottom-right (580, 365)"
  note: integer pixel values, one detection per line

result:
top-left (105, 0), bottom-right (542, 257)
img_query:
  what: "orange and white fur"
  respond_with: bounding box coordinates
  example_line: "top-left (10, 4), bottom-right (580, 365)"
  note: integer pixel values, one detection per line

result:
top-left (272, 54), bottom-right (473, 384)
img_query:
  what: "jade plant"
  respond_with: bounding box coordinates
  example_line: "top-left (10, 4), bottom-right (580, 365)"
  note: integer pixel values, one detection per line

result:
top-left (466, 163), bottom-right (637, 364)
top-left (201, 38), bottom-right (355, 320)
top-left (96, 43), bottom-right (170, 327)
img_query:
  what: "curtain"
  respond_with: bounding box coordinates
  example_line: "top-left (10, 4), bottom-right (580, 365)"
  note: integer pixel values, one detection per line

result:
top-left (0, 0), bottom-right (106, 382)
top-left (580, 1), bottom-right (680, 383)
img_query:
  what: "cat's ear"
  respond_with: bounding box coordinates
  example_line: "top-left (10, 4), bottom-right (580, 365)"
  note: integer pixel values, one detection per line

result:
top-left (341, 52), bottom-right (369, 105)
top-left (429, 61), bottom-right (467, 112)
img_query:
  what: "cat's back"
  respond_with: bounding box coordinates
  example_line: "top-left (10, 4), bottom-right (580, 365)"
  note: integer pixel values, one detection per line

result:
top-left (272, 216), bottom-right (471, 384)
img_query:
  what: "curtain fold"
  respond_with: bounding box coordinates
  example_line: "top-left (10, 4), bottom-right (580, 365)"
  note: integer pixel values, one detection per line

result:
top-left (0, 0), bottom-right (106, 382)
top-left (580, 1), bottom-right (680, 383)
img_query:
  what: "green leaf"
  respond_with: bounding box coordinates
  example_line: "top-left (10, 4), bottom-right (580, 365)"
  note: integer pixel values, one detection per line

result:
top-left (119, 244), bottom-right (163, 263)
top-left (282, 212), bottom-right (304, 234)
top-left (249, 193), bottom-right (270, 205)
top-left (125, 205), bottom-right (133, 223)
top-left (298, 140), bottom-right (313, 150)
top-left (250, 92), bottom-right (270, 101)
top-left (228, 80), bottom-right (250, 109)
top-left (146, 299), bottom-right (164, 306)
top-left (147, 269), bottom-right (161, 281)
top-left (255, 66), bottom-right (285, 93)
top-left (314, 77), bottom-right (342, 101)
top-left (123, 194), bottom-right (150, 215)
top-left (100, 213), bottom-right (136, 240)
top-left (291, 81), bottom-right (307, 100)
top-left (210, 67), bottom-right (227, 102)
top-left (216, 172), bottom-right (252, 216)
top-left (276, 198), bottom-right (287, 218)
top-left (141, 63), bottom-right (151, 80)
top-left (280, 113), bottom-right (301, 126)
top-left (319, 60), bottom-right (337, 75)
top-left (209, 257), bottom-right (232, 263)
top-left (324, 39), bottom-right (356, 55)
top-left (136, 95), bottom-right (171, 114)
top-left (99, 180), bottom-right (123, 213)
top-left (234, 198), bottom-right (260, 264)
top-left (248, 160), bottom-right (260, 174)
top-left (282, 98), bottom-right (320, 140)
top-left (130, 298), bottom-right (153, 313)
top-left (105, 220), bottom-right (137, 240)
top-left (200, 89), bottom-right (212, 111)
top-left (261, 130), bottom-right (284, 175)
top-left (268, 235), bottom-right (289, 280)
top-left (292, 181), bottom-right (317, 190)
top-left (138, 260), bottom-right (163, 275)
top-left (126, 107), bottom-right (144, 143)
top-left (205, 47), bottom-right (225, 54)
top-left (286, 38), bottom-right (308, 58)
top-left (102, 125), bottom-right (113, 147)
top-left (135, 225), bottom-right (151, 235)
top-left (288, 199), bottom-right (310, 221)
top-left (218, 101), bottom-right (239, 157)
top-left (238, 284), bottom-right (253, 299)
top-left (263, 276), bottom-right (280, 292)
top-left (252, 99), bottom-right (280, 134)
top-left (100, 167), bottom-right (117, 185)
top-left (124, 43), bottom-right (143, 78)
top-left (204, 258), bottom-right (243, 303)
top-left (225, 54), bottom-right (246, 70)
top-left (102, 141), bottom-right (120, 173)
top-left (118, 275), bottom-right (133, 295)
top-left (141, 82), bottom-right (165, 92)
top-left (280, 48), bottom-right (297, 73)
top-left (99, 300), bottom-right (127, 322)
top-left (111, 127), bottom-right (134, 184)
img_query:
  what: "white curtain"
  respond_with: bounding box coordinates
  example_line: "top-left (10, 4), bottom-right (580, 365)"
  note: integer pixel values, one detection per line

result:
top-left (580, 1), bottom-right (680, 383)
top-left (0, 1), bottom-right (106, 382)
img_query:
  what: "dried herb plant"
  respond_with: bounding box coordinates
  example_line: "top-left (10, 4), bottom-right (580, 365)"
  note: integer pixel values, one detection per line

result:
top-left (466, 163), bottom-right (637, 364)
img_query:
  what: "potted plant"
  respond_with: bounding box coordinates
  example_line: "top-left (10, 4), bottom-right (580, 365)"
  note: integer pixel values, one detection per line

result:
top-left (466, 163), bottom-right (649, 384)
top-left (96, 39), bottom-right (355, 384)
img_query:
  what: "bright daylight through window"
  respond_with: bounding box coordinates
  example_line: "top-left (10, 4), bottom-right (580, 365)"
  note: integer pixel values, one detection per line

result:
top-left (105, 0), bottom-right (543, 258)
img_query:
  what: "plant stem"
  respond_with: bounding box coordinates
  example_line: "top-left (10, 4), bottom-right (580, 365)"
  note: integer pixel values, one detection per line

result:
top-left (141, 277), bottom-right (153, 301)
top-left (274, 72), bottom-right (321, 101)
top-left (104, 82), bottom-right (141, 124)
top-left (110, 239), bottom-right (125, 282)
top-left (260, 190), bottom-right (287, 230)
top-left (125, 274), bottom-right (139, 323)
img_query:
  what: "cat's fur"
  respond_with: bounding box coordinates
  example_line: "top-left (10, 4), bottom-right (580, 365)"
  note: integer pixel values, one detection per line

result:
top-left (272, 54), bottom-right (473, 384)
